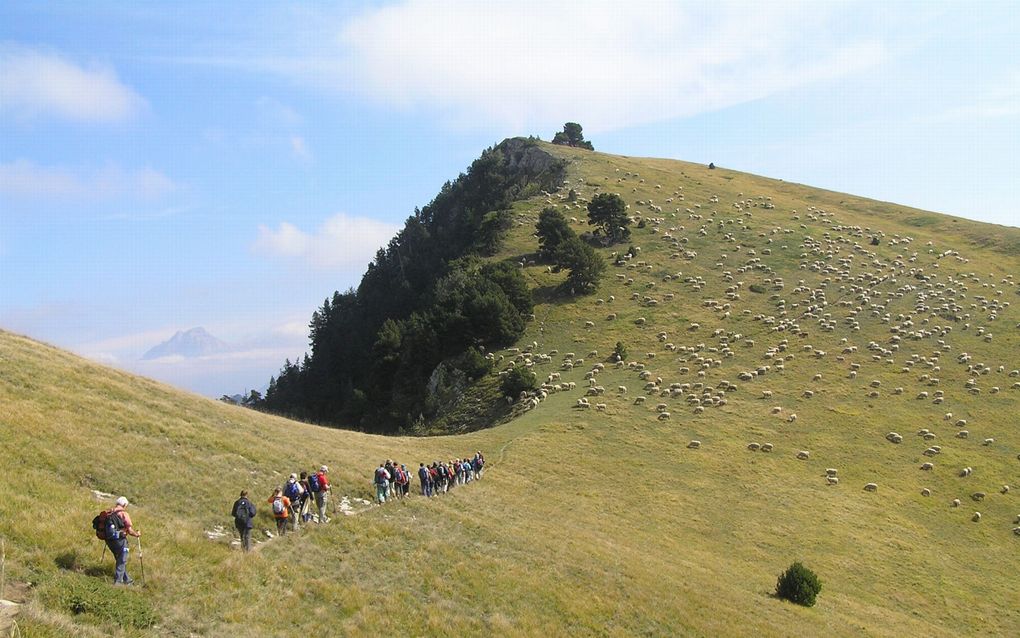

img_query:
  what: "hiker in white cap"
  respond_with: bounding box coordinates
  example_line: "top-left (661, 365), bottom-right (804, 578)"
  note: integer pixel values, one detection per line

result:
top-left (106, 496), bottom-right (141, 585)
top-left (282, 473), bottom-right (304, 531)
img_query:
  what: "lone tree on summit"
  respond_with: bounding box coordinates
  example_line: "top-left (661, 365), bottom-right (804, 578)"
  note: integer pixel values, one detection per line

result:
top-left (552, 122), bottom-right (594, 150)
top-left (587, 192), bottom-right (630, 243)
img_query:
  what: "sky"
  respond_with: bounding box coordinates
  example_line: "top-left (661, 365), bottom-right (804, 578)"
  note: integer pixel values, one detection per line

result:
top-left (1, 1), bottom-right (1018, 397)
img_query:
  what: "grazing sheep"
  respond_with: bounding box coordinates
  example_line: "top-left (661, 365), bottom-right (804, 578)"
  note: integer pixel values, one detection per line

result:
top-left (972, 512), bottom-right (982, 522)
top-left (761, 390), bottom-right (773, 399)
top-left (921, 488), bottom-right (932, 497)
top-left (633, 396), bottom-right (646, 405)
top-left (1002, 485), bottom-right (1011, 494)
top-left (951, 499), bottom-right (961, 507)
top-left (960, 467), bottom-right (973, 477)
top-left (796, 450), bottom-right (810, 460)
top-left (826, 476), bottom-right (839, 485)
top-left (747, 442), bottom-right (761, 451)
top-left (575, 398), bottom-right (591, 409)
top-left (687, 440), bottom-right (701, 449)
top-left (920, 462), bottom-right (934, 471)
top-left (972, 492), bottom-right (986, 501)
top-left (658, 412), bottom-right (671, 420)
top-left (761, 443), bottom-right (774, 452)
top-left (771, 406), bottom-right (783, 414)
top-left (886, 432), bottom-right (903, 443)
top-left (864, 483), bottom-right (878, 492)
top-left (956, 430), bottom-right (969, 439)
top-left (617, 386), bottom-right (627, 394)
top-left (983, 438), bottom-right (995, 446)
top-left (787, 413), bottom-right (798, 423)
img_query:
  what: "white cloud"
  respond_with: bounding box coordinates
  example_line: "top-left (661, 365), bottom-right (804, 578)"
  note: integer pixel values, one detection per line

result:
top-left (0, 160), bottom-right (177, 201)
top-left (253, 212), bottom-right (399, 270)
top-left (329, 0), bottom-right (887, 132)
top-left (0, 47), bottom-right (145, 122)
top-left (290, 135), bottom-right (312, 160)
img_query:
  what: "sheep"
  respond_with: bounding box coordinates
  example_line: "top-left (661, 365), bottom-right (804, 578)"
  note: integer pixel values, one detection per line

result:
top-left (771, 406), bottom-right (783, 414)
top-left (796, 450), bottom-right (810, 460)
top-left (747, 442), bottom-right (761, 451)
top-left (982, 438), bottom-right (995, 446)
top-left (886, 432), bottom-right (903, 443)
top-left (575, 398), bottom-right (591, 409)
top-left (658, 412), bottom-right (671, 420)
top-left (825, 468), bottom-right (838, 476)
top-left (956, 430), bottom-right (969, 439)
top-left (687, 440), bottom-right (701, 449)
top-left (960, 467), bottom-right (973, 477)
top-left (972, 512), bottom-right (982, 522)
top-left (596, 403), bottom-right (607, 412)
top-left (633, 396), bottom-right (646, 405)
top-left (921, 488), bottom-right (932, 497)
top-left (617, 386), bottom-right (627, 394)
top-left (656, 403), bottom-right (669, 412)
top-left (864, 483), bottom-right (878, 492)
top-left (787, 413), bottom-right (798, 423)
top-left (761, 443), bottom-right (774, 452)
top-left (761, 390), bottom-right (773, 399)
top-left (826, 476), bottom-right (839, 485)
top-left (920, 462), bottom-right (934, 471)
top-left (1002, 485), bottom-right (1011, 494)
top-left (972, 492), bottom-right (986, 501)
top-left (951, 499), bottom-right (961, 507)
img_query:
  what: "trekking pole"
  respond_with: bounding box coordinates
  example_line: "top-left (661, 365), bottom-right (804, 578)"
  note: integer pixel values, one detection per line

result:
top-left (136, 536), bottom-right (146, 586)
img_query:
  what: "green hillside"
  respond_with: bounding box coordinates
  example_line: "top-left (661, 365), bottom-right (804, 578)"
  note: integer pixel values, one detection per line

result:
top-left (2, 141), bottom-right (1019, 636)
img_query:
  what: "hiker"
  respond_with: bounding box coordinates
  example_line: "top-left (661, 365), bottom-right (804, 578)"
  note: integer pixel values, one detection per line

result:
top-left (473, 451), bottom-right (485, 479)
top-left (312, 465), bottom-right (331, 523)
top-left (298, 471), bottom-right (313, 522)
top-left (374, 463), bottom-right (391, 504)
top-left (418, 463), bottom-right (432, 497)
top-left (283, 474), bottom-right (304, 531)
top-left (268, 488), bottom-right (291, 536)
top-left (394, 463), bottom-right (409, 498)
top-left (103, 496), bottom-right (141, 585)
top-left (231, 490), bottom-right (256, 552)
top-left (384, 459), bottom-right (396, 500)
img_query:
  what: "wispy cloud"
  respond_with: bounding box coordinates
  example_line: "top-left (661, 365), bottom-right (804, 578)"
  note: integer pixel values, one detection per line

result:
top-left (289, 135), bottom-right (312, 161)
top-left (253, 212), bottom-right (399, 271)
top-left (0, 46), bottom-right (145, 122)
top-left (0, 160), bottom-right (178, 201)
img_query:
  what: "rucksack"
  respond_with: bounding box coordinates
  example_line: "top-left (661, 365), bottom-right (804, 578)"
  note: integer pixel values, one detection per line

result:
top-left (92, 509), bottom-right (123, 540)
top-left (375, 468), bottom-right (389, 485)
top-left (272, 498), bottom-right (285, 516)
top-left (308, 473), bottom-right (321, 493)
top-left (283, 482), bottom-right (301, 500)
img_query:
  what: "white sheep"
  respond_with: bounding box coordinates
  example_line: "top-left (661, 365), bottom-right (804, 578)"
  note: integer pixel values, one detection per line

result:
top-left (658, 412), bottom-right (671, 420)
top-left (633, 396), bottom-right (646, 405)
top-left (864, 483), bottom-right (878, 492)
top-left (687, 440), bottom-right (701, 449)
top-left (796, 450), bottom-right (810, 460)
top-left (761, 443), bottom-right (774, 452)
top-left (972, 512), bottom-right (982, 522)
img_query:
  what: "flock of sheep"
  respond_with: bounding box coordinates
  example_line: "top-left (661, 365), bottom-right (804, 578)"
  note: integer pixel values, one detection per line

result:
top-left (491, 163), bottom-right (1019, 537)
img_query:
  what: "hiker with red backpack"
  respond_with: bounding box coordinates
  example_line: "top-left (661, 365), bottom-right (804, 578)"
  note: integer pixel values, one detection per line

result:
top-left (93, 496), bottom-right (141, 585)
top-left (231, 490), bottom-right (256, 552)
top-left (268, 488), bottom-right (291, 536)
top-left (393, 463), bottom-right (409, 498)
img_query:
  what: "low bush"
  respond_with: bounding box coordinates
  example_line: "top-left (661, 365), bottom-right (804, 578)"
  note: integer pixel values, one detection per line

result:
top-left (775, 561), bottom-right (822, 607)
top-left (500, 367), bottom-right (537, 399)
top-left (37, 572), bottom-right (157, 629)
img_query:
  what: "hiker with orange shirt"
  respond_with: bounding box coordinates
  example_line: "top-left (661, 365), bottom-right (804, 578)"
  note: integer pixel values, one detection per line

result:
top-left (268, 488), bottom-right (291, 536)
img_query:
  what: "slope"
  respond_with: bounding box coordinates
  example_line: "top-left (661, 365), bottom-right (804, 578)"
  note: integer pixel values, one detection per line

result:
top-left (2, 140), bottom-right (1019, 636)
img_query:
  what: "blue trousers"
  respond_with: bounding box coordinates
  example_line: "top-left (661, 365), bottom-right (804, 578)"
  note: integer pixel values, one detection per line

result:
top-left (106, 537), bottom-right (131, 583)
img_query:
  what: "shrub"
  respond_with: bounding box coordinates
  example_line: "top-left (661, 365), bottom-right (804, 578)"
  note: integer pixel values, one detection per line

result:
top-left (38, 572), bottom-right (157, 629)
top-left (775, 561), bottom-right (822, 607)
top-left (613, 341), bottom-right (628, 362)
top-left (500, 367), bottom-right (537, 399)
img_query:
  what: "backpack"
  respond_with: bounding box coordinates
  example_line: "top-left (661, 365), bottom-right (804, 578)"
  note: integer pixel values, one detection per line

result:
top-left (308, 473), bottom-right (321, 493)
top-left (233, 498), bottom-right (253, 523)
top-left (272, 498), bottom-right (286, 516)
top-left (92, 509), bottom-right (123, 540)
top-left (283, 482), bottom-right (301, 500)
top-left (375, 468), bottom-right (389, 486)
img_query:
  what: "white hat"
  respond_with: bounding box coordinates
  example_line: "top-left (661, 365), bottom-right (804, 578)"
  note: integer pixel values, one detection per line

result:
top-left (320, 465), bottom-right (328, 472)
top-left (116, 496), bottom-right (129, 507)
top-left (289, 473), bottom-right (297, 480)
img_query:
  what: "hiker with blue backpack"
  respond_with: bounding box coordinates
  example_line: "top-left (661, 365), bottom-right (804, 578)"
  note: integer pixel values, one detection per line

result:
top-left (297, 471), bottom-right (313, 522)
top-left (93, 496), bottom-right (141, 585)
top-left (309, 465), bottom-right (330, 523)
top-left (283, 474), bottom-right (304, 531)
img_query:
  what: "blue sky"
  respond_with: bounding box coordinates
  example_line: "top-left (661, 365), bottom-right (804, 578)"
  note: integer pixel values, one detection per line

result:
top-left (1, 1), bottom-right (1018, 396)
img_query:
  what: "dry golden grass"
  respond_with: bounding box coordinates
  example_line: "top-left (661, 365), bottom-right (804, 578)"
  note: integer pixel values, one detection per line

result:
top-left (2, 142), bottom-right (1019, 636)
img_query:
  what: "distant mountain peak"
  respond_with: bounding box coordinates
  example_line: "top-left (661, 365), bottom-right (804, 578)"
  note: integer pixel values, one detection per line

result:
top-left (141, 327), bottom-right (228, 360)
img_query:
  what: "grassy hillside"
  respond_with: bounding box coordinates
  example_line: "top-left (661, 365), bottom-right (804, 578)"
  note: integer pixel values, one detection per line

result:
top-left (2, 141), bottom-right (1019, 636)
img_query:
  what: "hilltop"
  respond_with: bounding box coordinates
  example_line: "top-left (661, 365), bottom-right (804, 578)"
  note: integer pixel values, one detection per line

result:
top-left (1, 140), bottom-right (1019, 636)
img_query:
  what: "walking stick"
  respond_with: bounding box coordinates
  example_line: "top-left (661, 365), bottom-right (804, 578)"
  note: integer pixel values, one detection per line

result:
top-left (136, 536), bottom-right (145, 586)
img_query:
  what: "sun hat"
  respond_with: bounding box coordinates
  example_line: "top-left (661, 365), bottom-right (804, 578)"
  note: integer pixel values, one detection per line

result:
top-left (320, 465), bottom-right (328, 472)
top-left (116, 496), bottom-right (129, 507)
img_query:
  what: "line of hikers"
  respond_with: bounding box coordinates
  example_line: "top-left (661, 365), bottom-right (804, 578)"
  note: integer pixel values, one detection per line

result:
top-left (229, 452), bottom-right (485, 552)
top-left (373, 452), bottom-right (486, 504)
